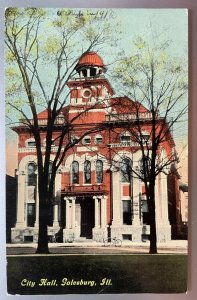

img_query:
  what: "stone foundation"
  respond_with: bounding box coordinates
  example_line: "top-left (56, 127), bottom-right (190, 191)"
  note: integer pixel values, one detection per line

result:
top-left (156, 224), bottom-right (171, 242)
top-left (11, 226), bottom-right (60, 243)
top-left (92, 227), bottom-right (108, 242)
top-left (110, 225), bottom-right (145, 242)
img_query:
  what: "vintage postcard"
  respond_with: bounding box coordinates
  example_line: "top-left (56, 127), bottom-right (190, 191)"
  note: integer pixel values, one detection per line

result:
top-left (5, 8), bottom-right (188, 294)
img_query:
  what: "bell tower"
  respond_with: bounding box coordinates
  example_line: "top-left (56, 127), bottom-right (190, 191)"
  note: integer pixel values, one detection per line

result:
top-left (67, 52), bottom-right (114, 105)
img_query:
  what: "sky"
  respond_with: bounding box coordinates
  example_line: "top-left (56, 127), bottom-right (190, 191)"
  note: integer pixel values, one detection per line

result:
top-left (5, 8), bottom-right (188, 177)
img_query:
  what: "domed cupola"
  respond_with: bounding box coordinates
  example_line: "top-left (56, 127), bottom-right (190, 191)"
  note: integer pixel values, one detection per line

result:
top-left (67, 51), bottom-right (114, 105)
top-left (76, 51), bottom-right (107, 78)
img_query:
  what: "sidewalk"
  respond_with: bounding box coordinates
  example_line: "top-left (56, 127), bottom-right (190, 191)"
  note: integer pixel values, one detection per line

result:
top-left (6, 240), bottom-right (188, 255)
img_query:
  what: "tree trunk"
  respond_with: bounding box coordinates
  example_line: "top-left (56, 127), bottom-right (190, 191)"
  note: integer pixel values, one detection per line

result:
top-left (36, 188), bottom-right (50, 254)
top-left (148, 182), bottom-right (157, 254)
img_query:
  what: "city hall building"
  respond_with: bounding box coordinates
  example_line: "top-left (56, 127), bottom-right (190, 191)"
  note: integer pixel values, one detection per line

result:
top-left (11, 52), bottom-right (182, 244)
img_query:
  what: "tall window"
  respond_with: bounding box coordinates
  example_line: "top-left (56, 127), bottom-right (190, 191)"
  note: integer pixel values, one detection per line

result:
top-left (72, 161), bottom-right (79, 184)
top-left (139, 157), bottom-right (151, 180)
top-left (27, 203), bottom-right (35, 227)
top-left (84, 160), bottom-right (91, 183)
top-left (120, 158), bottom-right (132, 183)
top-left (122, 200), bottom-right (132, 225)
top-left (140, 195), bottom-right (150, 224)
top-left (28, 163), bottom-right (37, 186)
top-left (96, 160), bottom-right (103, 183)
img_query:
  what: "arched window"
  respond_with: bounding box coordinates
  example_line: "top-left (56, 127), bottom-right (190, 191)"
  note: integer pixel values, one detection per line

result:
top-left (96, 160), bottom-right (103, 183)
top-left (84, 160), bottom-right (91, 184)
top-left (139, 157), bottom-right (151, 180)
top-left (72, 161), bottom-right (79, 184)
top-left (120, 158), bottom-right (132, 183)
top-left (27, 163), bottom-right (37, 186)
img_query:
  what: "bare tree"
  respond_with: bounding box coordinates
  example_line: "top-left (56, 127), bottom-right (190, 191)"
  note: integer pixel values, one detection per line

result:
top-left (5, 8), bottom-right (118, 253)
top-left (107, 36), bottom-right (188, 253)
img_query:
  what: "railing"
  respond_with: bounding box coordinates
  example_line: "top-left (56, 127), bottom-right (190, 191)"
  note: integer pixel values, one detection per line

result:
top-left (19, 117), bottom-right (65, 127)
top-left (105, 113), bottom-right (152, 122)
top-left (63, 184), bottom-right (107, 195)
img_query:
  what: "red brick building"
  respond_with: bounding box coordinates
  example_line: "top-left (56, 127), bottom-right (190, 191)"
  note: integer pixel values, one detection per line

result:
top-left (11, 52), bottom-right (182, 243)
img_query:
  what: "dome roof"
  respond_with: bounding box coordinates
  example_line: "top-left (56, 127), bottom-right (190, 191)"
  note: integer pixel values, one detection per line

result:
top-left (76, 52), bottom-right (105, 70)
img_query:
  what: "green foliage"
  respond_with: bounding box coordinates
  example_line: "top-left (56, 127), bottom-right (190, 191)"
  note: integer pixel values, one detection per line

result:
top-left (114, 35), bottom-right (187, 114)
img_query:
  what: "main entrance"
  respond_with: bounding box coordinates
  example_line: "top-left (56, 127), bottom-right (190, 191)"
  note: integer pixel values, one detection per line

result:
top-left (77, 197), bottom-right (95, 238)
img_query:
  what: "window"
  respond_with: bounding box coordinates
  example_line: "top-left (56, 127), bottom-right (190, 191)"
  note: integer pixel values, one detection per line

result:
top-left (122, 200), bottom-right (132, 225)
top-left (139, 157), bottom-right (151, 180)
top-left (72, 161), bottom-right (79, 184)
top-left (43, 139), bottom-right (55, 147)
top-left (120, 132), bottom-right (131, 143)
top-left (84, 160), bottom-right (91, 184)
top-left (90, 67), bottom-right (96, 77)
top-left (27, 141), bottom-right (36, 147)
top-left (71, 136), bottom-right (79, 145)
top-left (95, 135), bottom-right (103, 145)
top-left (141, 196), bottom-right (150, 225)
top-left (83, 136), bottom-right (91, 145)
top-left (120, 158), bottom-right (132, 183)
top-left (28, 163), bottom-right (37, 186)
top-left (27, 203), bottom-right (35, 227)
top-left (142, 134), bottom-right (149, 144)
top-left (96, 160), bottom-right (103, 183)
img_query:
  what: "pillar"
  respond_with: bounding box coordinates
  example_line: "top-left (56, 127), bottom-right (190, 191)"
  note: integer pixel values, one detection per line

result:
top-left (16, 171), bottom-right (26, 228)
top-left (87, 68), bottom-right (90, 77)
top-left (93, 196), bottom-right (99, 228)
top-left (35, 175), bottom-right (39, 227)
top-left (72, 197), bottom-right (76, 229)
top-left (112, 170), bottom-right (121, 225)
top-left (53, 204), bottom-right (59, 227)
top-left (132, 176), bottom-right (141, 225)
top-left (160, 173), bottom-right (170, 225)
top-left (101, 196), bottom-right (107, 228)
top-left (64, 197), bottom-right (70, 229)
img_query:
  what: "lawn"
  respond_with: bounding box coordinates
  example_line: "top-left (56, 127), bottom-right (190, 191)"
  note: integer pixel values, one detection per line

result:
top-left (7, 254), bottom-right (187, 294)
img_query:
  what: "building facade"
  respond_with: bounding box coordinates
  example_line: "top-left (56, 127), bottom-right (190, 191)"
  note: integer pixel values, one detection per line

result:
top-left (11, 52), bottom-right (180, 244)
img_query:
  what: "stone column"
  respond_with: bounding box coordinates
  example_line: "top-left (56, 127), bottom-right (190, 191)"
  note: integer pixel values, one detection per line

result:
top-left (64, 197), bottom-right (70, 229)
top-left (53, 204), bottom-right (59, 227)
top-left (132, 176), bottom-right (141, 225)
top-left (156, 173), bottom-right (171, 242)
top-left (160, 173), bottom-right (170, 225)
top-left (112, 170), bottom-right (121, 225)
top-left (87, 68), bottom-right (90, 77)
top-left (16, 171), bottom-right (26, 228)
top-left (35, 175), bottom-right (39, 227)
top-left (53, 171), bottom-right (61, 227)
top-left (93, 196), bottom-right (99, 228)
top-left (71, 197), bottom-right (76, 229)
top-left (155, 176), bottom-right (162, 223)
top-left (101, 196), bottom-right (107, 228)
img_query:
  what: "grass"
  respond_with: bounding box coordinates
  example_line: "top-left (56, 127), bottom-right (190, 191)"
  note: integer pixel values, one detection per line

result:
top-left (7, 254), bottom-right (187, 295)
